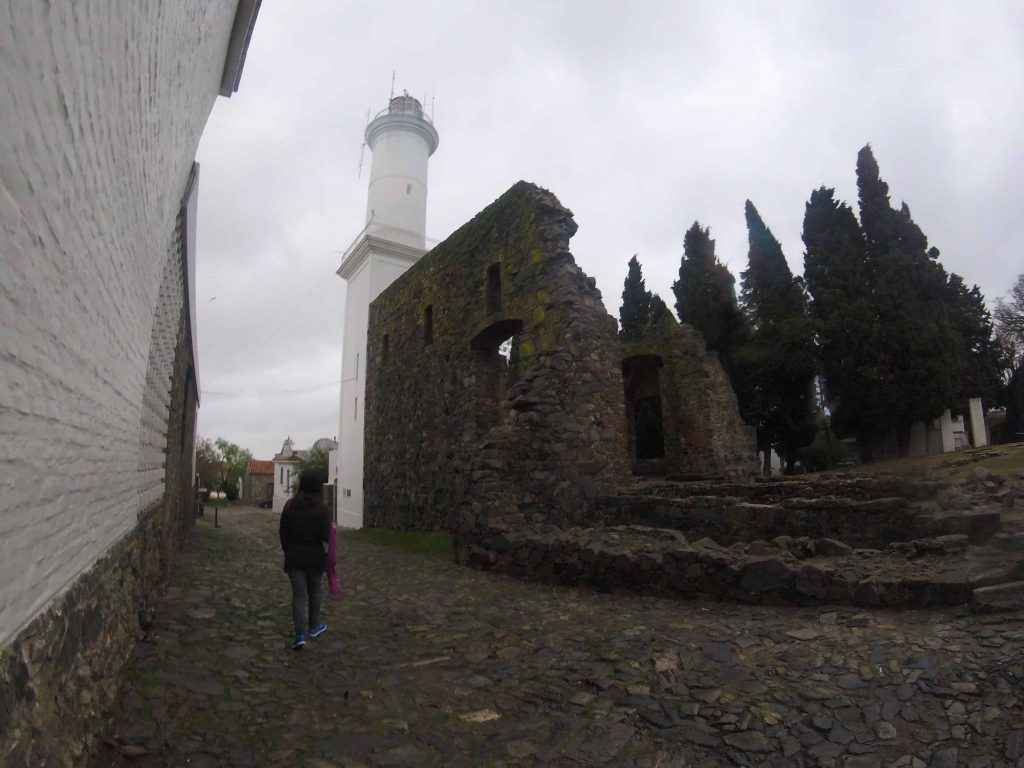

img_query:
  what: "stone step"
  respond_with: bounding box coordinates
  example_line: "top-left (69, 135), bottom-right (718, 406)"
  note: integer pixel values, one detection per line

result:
top-left (627, 476), bottom-right (946, 503)
top-left (462, 523), bottom-right (1024, 610)
top-left (972, 580), bottom-right (1024, 613)
top-left (594, 494), bottom-right (974, 548)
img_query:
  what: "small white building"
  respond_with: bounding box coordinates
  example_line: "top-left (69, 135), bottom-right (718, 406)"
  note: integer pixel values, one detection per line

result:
top-left (271, 438), bottom-right (302, 513)
top-left (336, 92), bottom-right (439, 529)
top-left (271, 436), bottom-right (338, 513)
top-left (907, 398), bottom-right (988, 457)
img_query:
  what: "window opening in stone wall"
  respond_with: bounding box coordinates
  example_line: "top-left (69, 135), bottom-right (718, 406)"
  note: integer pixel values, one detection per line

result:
top-left (470, 319), bottom-right (523, 434)
top-left (354, 396), bottom-right (358, 421)
top-left (622, 354), bottom-right (666, 462)
top-left (423, 305), bottom-right (433, 344)
top-left (498, 337), bottom-right (512, 362)
top-left (382, 333), bottom-right (389, 363)
top-left (485, 263), bottom-right (502, 315)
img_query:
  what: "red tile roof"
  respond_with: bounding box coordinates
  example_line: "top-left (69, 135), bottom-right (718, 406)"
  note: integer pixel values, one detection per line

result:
top-left (248, 459), bottom-right (274, 475)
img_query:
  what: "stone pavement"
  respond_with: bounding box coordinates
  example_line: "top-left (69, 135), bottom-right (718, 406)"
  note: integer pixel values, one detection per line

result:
top-left (88, 507), bottom-right (1024, 768)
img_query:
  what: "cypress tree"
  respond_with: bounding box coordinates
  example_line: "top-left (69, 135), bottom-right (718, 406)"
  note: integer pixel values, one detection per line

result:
top-left (802, 187), bottom-right (881, 448)
top-left (620, 255), bottom-right (653, 342)
top-left (945, 274), bottom-right (1003, 405)
top-left (649, 293), bottom-right (672, 325)
top-left (672, 222), bottom-right (748, 377)
top-left (856, 145), bottom-right (963, 452)
top-left (740, 201), bottom-right (817, 471)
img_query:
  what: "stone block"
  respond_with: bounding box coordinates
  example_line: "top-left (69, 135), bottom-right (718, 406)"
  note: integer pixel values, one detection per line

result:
top-left (739, 557), bottom-right (795, 594)
top-left (972, 581), bottom-right (1024, 613)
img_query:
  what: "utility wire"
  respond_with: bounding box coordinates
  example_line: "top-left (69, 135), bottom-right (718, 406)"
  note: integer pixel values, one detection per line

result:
top-left (203, 379), bottom-right (341, 399)
top-left (202, 277), bottom-right (336, 387)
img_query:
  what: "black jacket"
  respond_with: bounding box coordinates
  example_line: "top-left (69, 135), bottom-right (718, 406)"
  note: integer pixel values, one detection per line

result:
top-left (279, 493), bottom-right (331, 573)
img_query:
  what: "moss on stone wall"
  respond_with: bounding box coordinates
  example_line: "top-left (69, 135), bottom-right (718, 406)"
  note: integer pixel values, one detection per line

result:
top-left (621, 312), bottom-right (758, 480)
top-left (365, 182), bottom-right (629, 533)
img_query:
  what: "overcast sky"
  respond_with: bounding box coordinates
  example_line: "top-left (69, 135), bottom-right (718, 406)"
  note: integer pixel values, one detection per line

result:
top-left (195, 0), bottom-right (1024, 460)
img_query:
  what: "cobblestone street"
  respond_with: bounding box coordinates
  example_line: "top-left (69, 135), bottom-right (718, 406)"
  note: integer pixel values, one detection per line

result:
top-left (89, 506), bottom-right (1024, 768)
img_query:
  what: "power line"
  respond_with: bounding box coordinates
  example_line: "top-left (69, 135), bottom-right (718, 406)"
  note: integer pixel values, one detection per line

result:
top-left (202, 278), bottom-right (335, 386)
top-left (202, 379), bottom-right (341, 399)
top-left (258, 380), bottom-right (341, 395)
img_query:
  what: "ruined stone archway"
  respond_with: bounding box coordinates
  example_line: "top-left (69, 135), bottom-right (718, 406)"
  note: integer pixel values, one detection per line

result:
top-left (470, 318), bottom-right (524, 435)
top-left (623, 354), bottom-right (666, 469)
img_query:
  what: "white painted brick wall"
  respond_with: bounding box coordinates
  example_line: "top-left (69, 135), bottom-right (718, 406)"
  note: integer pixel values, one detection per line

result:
top-left (0, 1), bottom-right (239, 646)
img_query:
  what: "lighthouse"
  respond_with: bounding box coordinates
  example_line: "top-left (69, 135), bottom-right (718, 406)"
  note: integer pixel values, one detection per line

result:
top-left (334, 93), bottom-right (439, 528)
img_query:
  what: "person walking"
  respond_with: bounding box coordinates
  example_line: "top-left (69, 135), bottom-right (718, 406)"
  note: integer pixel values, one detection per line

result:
top-left (279, 474), bottom-right (332, 650)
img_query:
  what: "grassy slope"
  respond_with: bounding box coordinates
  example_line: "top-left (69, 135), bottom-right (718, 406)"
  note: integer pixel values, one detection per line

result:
top-left (843, 442), bottom-right (1024, 482)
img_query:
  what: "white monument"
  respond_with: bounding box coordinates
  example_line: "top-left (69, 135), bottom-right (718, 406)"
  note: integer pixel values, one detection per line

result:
top-left (968, 397), bottom-right (988, 448)
top-left (335, 93), bottom-right (439, 528)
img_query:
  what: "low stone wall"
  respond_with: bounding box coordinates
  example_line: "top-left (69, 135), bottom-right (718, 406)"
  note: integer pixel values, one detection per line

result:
top-left (458, 522), bottom-right (1024, 609)
top-left (456, 473), bottom-right (1022, 610)
top-left (631, 475), bottom-right (949, 502)
top-left (595, 494), bottom-right (1000, 548)
top-left (1, 516), bottom-right (178, 764)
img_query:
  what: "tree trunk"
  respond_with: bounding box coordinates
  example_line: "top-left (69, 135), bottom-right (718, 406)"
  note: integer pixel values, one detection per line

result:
top-left (896, 424), bottom-right (910, 458)
top-left (857, 430), bottom-right (874, 464)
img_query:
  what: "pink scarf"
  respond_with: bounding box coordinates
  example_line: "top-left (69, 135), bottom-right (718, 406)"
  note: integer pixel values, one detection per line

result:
top-left (326, 523), bottom-right (340, 596)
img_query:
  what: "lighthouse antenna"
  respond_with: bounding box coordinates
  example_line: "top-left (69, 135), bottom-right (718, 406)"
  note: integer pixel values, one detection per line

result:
top-left (389, 70), bottom-right (395, 101)
top-left (357, 107), bottom-right (370, 178)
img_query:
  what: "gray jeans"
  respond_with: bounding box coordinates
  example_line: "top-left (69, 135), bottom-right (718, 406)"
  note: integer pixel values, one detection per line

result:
top-left (287, 569), bottom-right (323, 635)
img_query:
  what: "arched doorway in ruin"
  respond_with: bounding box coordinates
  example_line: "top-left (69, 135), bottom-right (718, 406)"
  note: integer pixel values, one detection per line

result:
top-left (470, 318), bottom-right (524, 435)
top-left (622, 354), bottom-right (666, 472)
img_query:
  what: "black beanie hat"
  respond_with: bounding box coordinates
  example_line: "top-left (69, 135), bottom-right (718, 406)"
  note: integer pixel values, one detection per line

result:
top-left (298, 475), bottom-right (322, 494)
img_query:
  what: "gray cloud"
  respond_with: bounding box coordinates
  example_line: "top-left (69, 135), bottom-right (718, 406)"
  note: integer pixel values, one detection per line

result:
top-left (196, 0), bottom-right (1024, 458)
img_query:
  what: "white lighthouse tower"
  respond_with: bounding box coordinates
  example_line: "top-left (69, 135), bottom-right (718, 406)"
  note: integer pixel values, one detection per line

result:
top-left (335, 93), bottom-right (439, 528)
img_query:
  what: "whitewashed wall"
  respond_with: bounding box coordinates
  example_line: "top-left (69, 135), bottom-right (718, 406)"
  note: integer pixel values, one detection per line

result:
top-left (273, 460), bottom-right (301, 513)
top-left (0, 1), bottom-right (239, 648)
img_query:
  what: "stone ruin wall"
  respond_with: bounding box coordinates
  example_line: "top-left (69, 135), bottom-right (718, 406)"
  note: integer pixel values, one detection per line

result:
top-left (464, 472), bottom-right (1024, 610)
top-left (364, 181), bottom-right (760, 540)
top-left (622, 317), bottom-right (758, 480)
top-left (364, 182), bottom-right (630, 533)
top-left (360, 182), bottom-right (1024, 614)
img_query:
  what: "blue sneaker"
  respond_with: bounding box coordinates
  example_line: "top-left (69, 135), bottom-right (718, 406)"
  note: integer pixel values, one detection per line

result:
top-left (291, 633), bottom-right (306, 650)
top-left (309, 622), bottom-right (327, 638)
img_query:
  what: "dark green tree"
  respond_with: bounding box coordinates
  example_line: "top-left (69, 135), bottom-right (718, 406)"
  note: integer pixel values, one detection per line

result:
top-left (945, 274), bottom-right (1003, 404)
top-left (739, 201), bottom-right (817, 472)
top-left (802, 187), bottom-right (881, 448)
top-left (1004, 367), bottom-right (1024, 444)
top-left (290, 446), bottom-right (330, 492)
top-left (995, 273), bottom-right (1024, 442)
top-left (649, 294), bottom-right (671, 324)
top-left (856, 144), bottom-right (963, 453)
top-left (672, 222), bottom-right (749, 378)
top-left (619, 255), bottom-right (653, 342)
